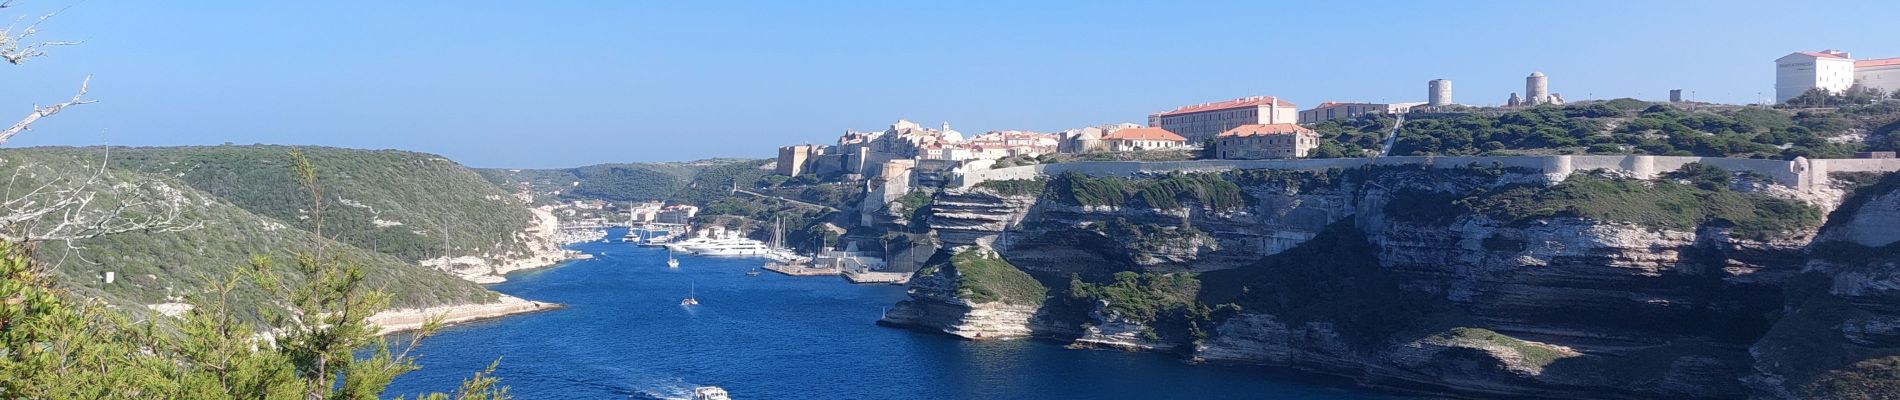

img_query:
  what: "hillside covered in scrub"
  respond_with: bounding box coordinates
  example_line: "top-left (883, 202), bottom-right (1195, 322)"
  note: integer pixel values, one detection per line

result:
top-left (477, 158), bottom-right (773, 205)
top-left (1306, 100), bottom-right (1900, 160)
top-left (0, 146), bottom-right (554, 319)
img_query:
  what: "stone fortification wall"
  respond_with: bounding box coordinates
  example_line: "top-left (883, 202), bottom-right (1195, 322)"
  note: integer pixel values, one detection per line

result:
top-left (953, 155), bottom-right (1900, 191)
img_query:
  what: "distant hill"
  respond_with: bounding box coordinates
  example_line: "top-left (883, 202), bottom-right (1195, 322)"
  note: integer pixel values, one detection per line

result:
top-left (479, 158), bottom-right (772, 205)
top-left (98, 146), bottom-right (547, 266)
top-left (0, 148), bottom-right (496, 319)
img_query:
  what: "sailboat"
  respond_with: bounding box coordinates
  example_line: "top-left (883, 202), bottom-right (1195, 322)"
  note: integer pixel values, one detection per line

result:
top-left (680, 281), bottom-right (699, 306)
top-left (666, 247), bottom-right (680, 268)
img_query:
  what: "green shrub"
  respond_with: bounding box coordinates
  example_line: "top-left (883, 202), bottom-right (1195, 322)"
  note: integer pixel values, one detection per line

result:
top-left (945, 250), bottom-right (1046, 306)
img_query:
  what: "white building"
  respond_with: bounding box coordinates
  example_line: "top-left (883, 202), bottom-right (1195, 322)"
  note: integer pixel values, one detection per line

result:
top-left (1148, 96), bottom-right (1297, 142)
top-left (1776, 50), bottom-right (1900, 102)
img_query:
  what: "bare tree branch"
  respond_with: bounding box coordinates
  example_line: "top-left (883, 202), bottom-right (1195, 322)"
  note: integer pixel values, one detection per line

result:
top-left (0, 148), bottom-right (204, 259)
top-left (1, 4), bottom-right (79, 64)
top-left (0, 75), bottom-right (90, 145)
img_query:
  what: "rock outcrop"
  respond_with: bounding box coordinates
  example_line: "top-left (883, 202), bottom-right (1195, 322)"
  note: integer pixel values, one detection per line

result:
top-left (884, 166), bottom-right (1862, 399)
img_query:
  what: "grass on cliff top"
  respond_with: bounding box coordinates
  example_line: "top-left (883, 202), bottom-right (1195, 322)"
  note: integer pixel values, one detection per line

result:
top-left (973, 178), bottom-right (1047, 197)
top-left (1384, 166), bottom-right (1821, 240)
top-left (1431, 327), bottom-right (1570, 369)
top-left (945, 250), bottom-right (1046, 306)
top-left (1049, 171), bottom-right (1246, 212)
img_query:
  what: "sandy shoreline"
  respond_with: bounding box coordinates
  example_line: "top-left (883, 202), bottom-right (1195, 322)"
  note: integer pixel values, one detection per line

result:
top-left (367, 294), bottom-right (562, 335)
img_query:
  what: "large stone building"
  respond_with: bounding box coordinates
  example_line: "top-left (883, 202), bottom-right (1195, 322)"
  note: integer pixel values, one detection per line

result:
top-left (1214, 123), bottom-right (1318, 159)
top-left (1056, 123), bottom-right (1141, 153)
top-left (1148, 96), bottom-right (1297, 142)
top-left (1100, 127), bottom-right (1187, 152)
top-left (1776, 50), bottom-right (1900, 102)
top-left (1297, 101), bottom-right (1424, 124)
top-left (775, 144), bottom-right (825, 176)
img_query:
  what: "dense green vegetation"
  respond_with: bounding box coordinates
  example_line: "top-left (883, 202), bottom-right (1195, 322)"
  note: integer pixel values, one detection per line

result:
top-left (0, 154), bottom-right (507, 399)
top-left (98, 146), bottom-right (538, 264)
top-left (1068, 271), bottom-right (1200, 323)
top-left (939, 250), bottom-right (1045, 306)
top-left (476, 158), bottom-right (768, 205)
top-left (0, 150), bottom-right (495, 317)
top-left (1385, 165), bottom-right (1821, 240)
top-left (973, 178), bottom-right (1047, 196)
top-left (1387, 101), bottom-right (1877, 159)
top-left (1307, 114), bottom-right (1395, 158)
top-left (1048, 171), bottom-right (1246, 211)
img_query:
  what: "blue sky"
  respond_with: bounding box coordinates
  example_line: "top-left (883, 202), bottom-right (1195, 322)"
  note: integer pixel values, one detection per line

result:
top-left (2, 0), bottom-right (1896, 168)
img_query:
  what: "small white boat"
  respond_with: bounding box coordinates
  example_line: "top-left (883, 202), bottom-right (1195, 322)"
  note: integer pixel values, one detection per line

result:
top-left (680, 281), bottom-right (699, 306)
top-left (691, 386), bottom-right (728, 400)
top-left (666, 248), bottom-right (680, 268)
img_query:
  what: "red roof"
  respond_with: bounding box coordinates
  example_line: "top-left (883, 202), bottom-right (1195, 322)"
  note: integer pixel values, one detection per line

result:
top-left (1153, 96), bottom-right (1296, 117)
top-left (1857, 57), bottom-right (1900, 68)
top-left (1217, 123), bottom-right (1314, 138)
top-left (1102, 127), bottom-right (1186, 141)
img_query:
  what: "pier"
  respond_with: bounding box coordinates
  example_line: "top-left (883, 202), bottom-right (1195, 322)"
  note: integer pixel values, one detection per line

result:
top-left (842, 269), bottom-right (911, 284)
top-left (763, 262), bottom-right (842, 276)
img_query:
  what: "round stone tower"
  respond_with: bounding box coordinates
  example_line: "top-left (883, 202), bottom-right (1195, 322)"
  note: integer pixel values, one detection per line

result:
top-left (1525, 72), bottom-right (1549, 106)
top-left (1428, 79), bottom-right (1453, 107)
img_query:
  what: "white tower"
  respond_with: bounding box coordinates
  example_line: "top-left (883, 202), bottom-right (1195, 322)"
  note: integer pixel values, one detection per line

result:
top-left (1525, 72), bottom-right (1550, 106)
top-left (1428, 79), bottom-right (1453, 107)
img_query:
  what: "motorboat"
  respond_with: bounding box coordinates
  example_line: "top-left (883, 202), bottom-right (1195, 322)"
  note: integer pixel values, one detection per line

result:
top-left (690, 386), bottom-right (728, 400)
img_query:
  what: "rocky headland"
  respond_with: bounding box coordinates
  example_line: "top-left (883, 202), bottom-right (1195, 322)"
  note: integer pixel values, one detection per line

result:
top-left (874, 164), bottom-right (1900, 399)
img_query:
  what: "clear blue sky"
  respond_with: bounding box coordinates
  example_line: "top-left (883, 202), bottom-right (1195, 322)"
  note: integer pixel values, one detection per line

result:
top-left (3, 0), bottom-right (1897, 168)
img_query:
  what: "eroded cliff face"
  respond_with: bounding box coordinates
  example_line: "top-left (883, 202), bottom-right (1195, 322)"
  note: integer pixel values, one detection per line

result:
top-left (880, 167), bottom-right (1861, 399)
top-left (1749, 177), bottom-right (1900, 399)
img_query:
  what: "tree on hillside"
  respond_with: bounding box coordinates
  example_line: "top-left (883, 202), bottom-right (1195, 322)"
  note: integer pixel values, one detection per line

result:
top-left (0, 5), bottom-right (509, 398)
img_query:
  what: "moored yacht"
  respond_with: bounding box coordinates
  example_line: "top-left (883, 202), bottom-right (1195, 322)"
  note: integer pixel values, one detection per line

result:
top-left (688, 240), bottom-right (772, 257)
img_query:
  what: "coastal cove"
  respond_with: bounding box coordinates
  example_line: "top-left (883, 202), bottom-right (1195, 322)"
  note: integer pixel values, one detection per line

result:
top-left (382, 232), bottom-right (1412, 400)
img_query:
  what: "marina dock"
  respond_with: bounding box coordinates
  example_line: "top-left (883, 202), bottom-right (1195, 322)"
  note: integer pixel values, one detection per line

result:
top-left (842, 269), bottom-right (911, 284)
top-left (763, 262), bottom-right (842, 276)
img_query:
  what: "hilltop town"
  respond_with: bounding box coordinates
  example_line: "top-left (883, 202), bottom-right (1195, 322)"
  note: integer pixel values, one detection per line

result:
top-left (771, 49), bottom-right (1900, 195)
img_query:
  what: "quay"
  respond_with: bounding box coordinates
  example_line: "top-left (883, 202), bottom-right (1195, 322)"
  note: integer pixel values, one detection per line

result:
top-left (842, 269), bottom-right (910, 284)
top-left (763, 262), bottom-right (842, 276)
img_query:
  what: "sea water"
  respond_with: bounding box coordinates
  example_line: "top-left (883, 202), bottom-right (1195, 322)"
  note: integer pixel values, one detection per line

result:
top-left (384, 232), bottom-right (1411, 400)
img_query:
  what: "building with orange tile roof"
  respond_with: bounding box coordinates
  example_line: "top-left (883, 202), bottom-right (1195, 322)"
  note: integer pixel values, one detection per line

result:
top-left (1214, 123), bottom-right (1319, 159)
top-left (1101, 127), bottom-right (1187, 152)
top-left (1147, 96), bottom-right (1297, 142)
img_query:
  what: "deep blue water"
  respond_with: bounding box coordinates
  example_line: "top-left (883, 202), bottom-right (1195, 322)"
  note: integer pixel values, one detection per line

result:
top-left (384, 234), bottom-right (1411, 400)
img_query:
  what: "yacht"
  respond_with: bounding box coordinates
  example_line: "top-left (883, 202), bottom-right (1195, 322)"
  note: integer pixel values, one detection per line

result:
top-left (688, 240), bottom-right (772, 257)
top-left (690, 386), bottom-right (728, 400)
top-left (666, 248), bottom-right (680, 268)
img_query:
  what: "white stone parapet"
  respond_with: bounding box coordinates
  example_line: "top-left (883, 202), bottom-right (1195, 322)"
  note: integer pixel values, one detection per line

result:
top-left (951, 155), bottom-right (1900, 192)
